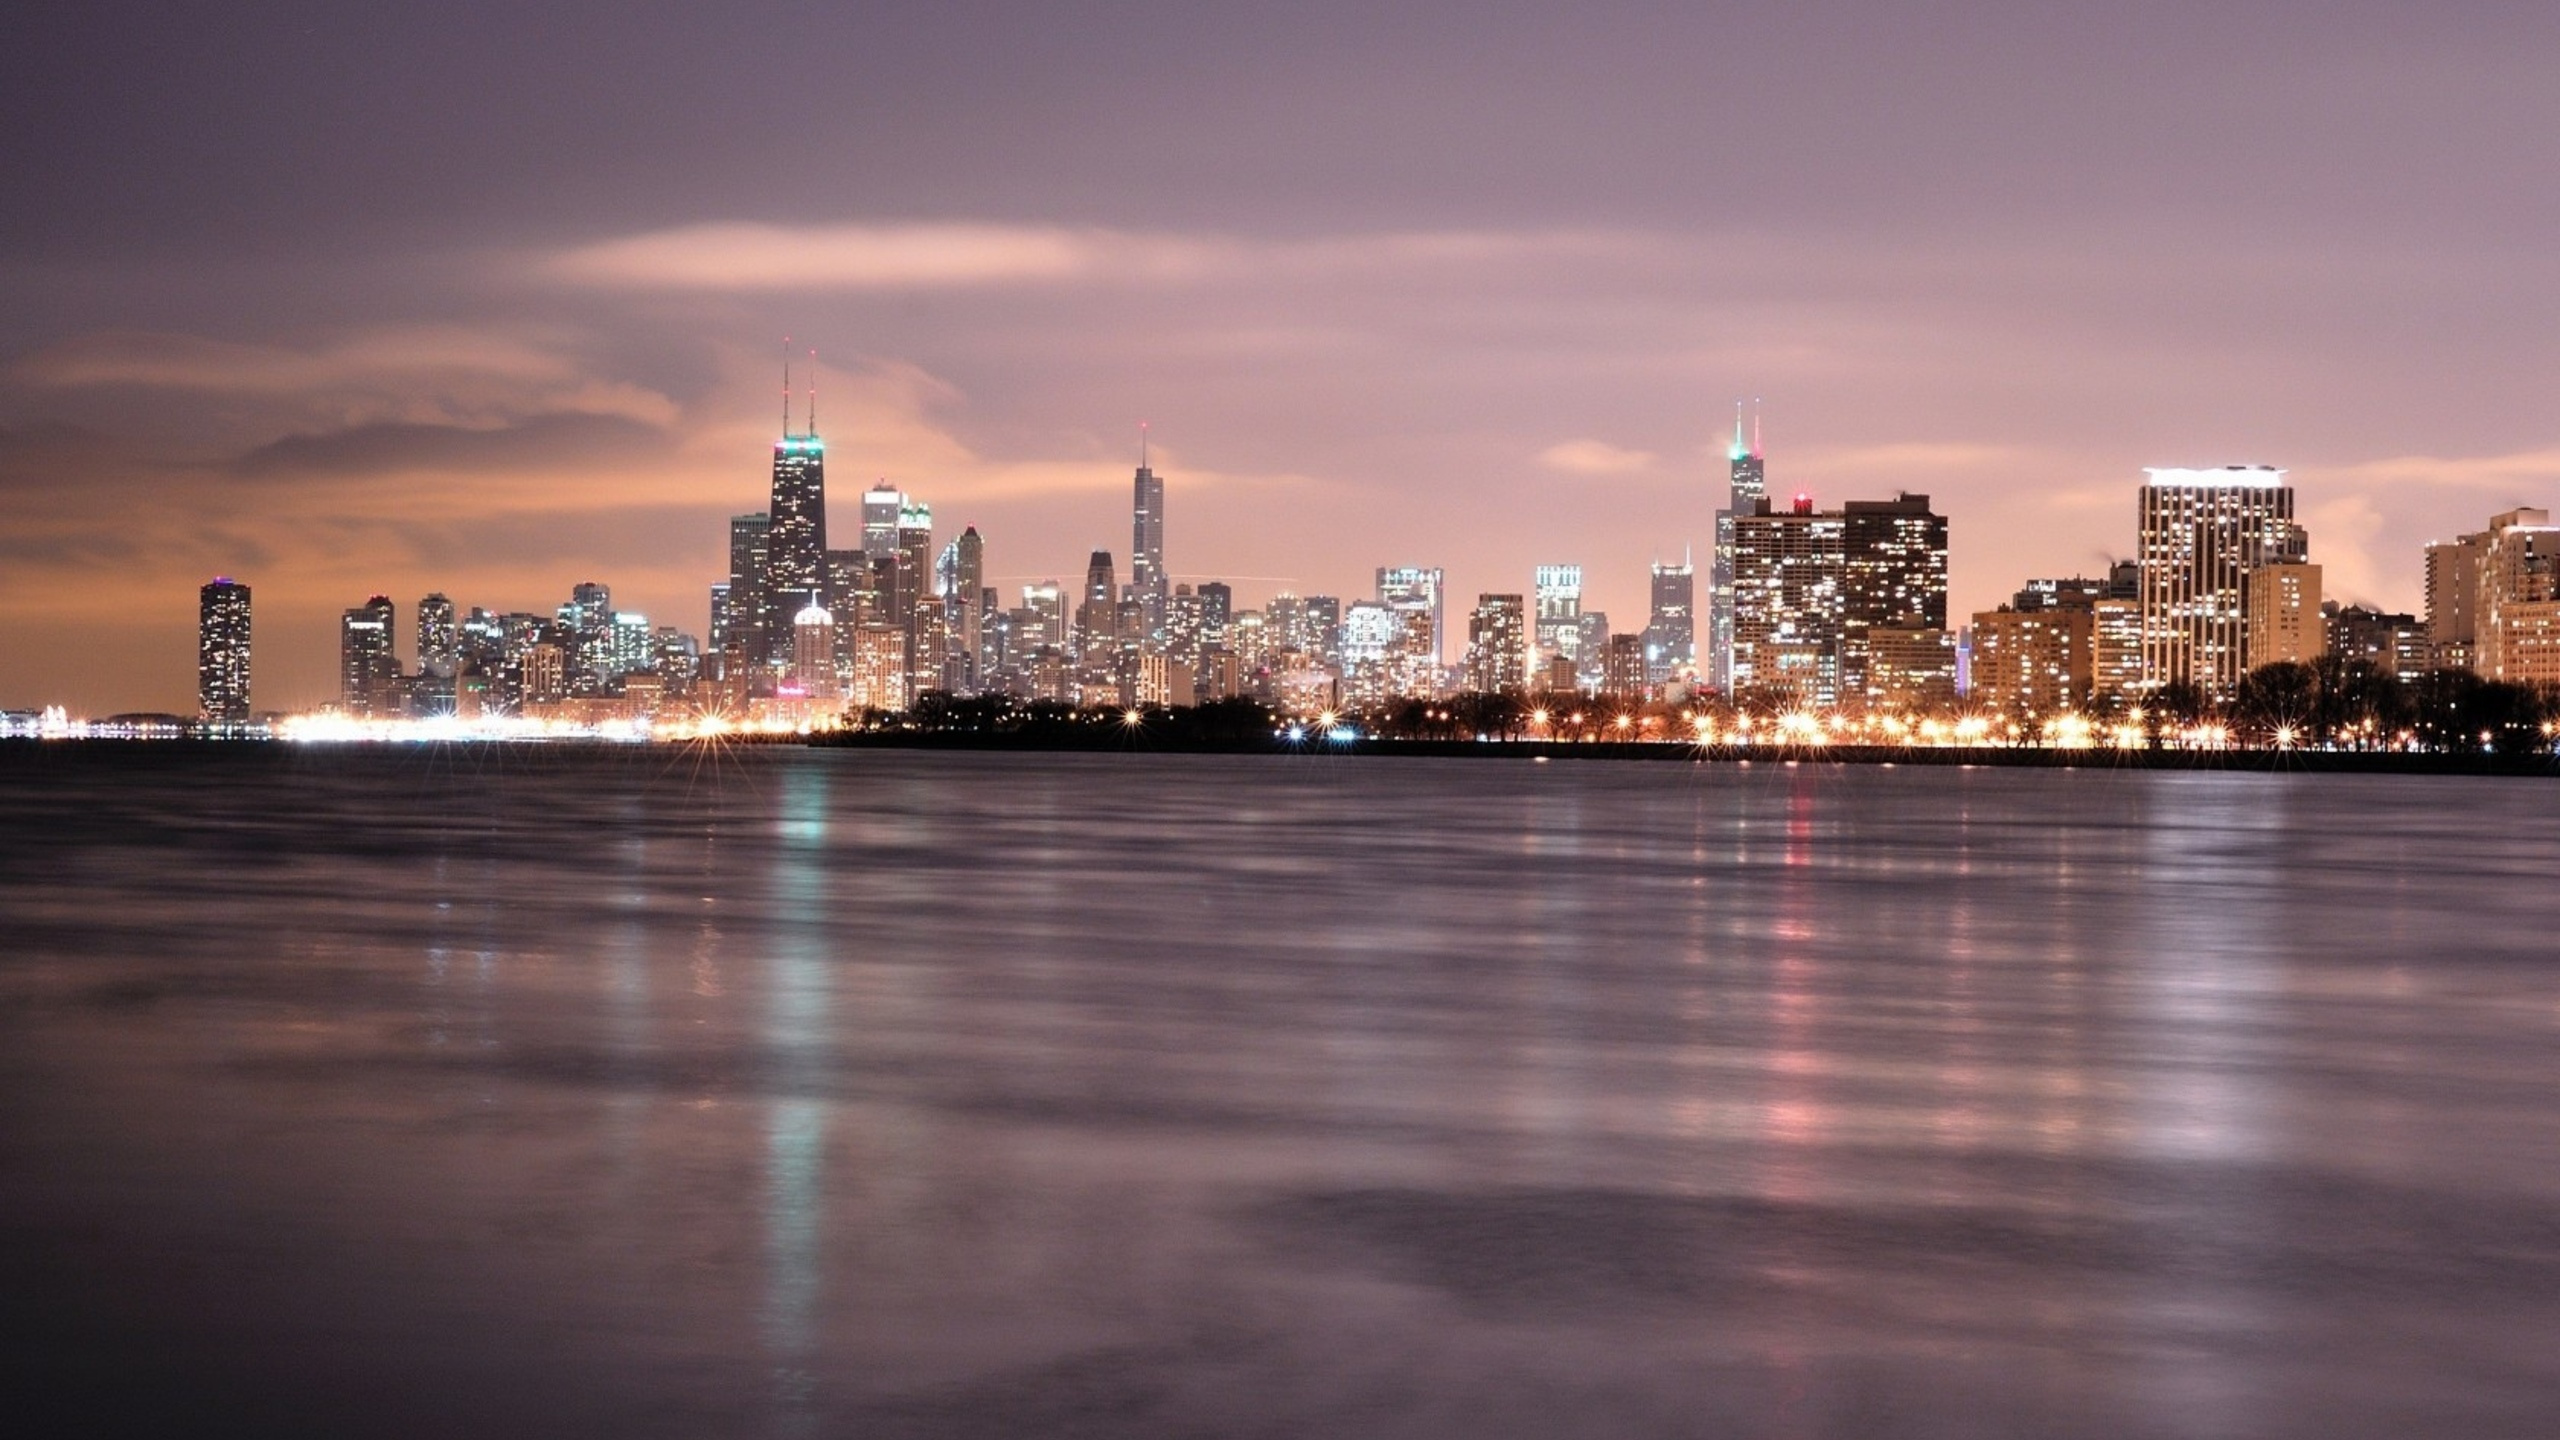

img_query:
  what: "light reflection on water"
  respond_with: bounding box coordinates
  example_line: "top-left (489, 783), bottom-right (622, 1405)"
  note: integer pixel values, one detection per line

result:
top-left (2, 746), bottom-right (2558, 1438)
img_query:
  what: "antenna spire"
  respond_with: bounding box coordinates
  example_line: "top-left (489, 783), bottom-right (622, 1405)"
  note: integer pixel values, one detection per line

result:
top-left (781, 336), bottom-right (793, 438)
top-left (1140, 420), bottom-right (1149, 470)
top-left (1752, 397), bottom-right (1763, 459)
top-left (807, 348), bottom-right (818, 438)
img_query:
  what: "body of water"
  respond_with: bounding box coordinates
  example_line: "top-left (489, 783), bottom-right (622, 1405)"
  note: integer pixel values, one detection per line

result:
top-left (3, 745), bottom-right (2556, 1437)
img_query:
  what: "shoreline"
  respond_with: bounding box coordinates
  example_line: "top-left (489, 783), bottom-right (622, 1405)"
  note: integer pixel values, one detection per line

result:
top-left (7, 734), bottom-right (2554, 777)
top-left (815, 731), bottom-right (2560, 776)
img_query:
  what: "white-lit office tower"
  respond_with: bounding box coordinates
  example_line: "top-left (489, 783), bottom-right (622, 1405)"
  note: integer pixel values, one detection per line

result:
top-left (861, 486), bottom-right (903, 560)
top-left (1710, 404), bottom-right (1767, 690)
top-left (1466, 594), bottom-right (1529, 693)
top-left (1376, 566), bottom-right (1445, 668)
top-left (198, 578), bottom-right (251, 725)
top-left (2136, 466), bottom-right (2299, 700)
top-left (1643, 557), bottom-right (1694, 685)
top-left (1533, 565), bottom-right (1583, 668)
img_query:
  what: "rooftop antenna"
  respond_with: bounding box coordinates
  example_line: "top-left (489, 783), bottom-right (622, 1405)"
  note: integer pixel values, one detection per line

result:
top-left (1753, 397), bottom-right (1763, 459)
top-left (1140, 420), bottom-right (1150, 469)
top-left (781, 335), bottom-right (793, 438)
top-left (807, 347), bottom-right (818, 438)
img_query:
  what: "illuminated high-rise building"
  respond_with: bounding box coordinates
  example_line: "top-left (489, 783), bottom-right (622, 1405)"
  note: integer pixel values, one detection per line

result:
top-left (560, 582), bottom-right (615, 692)
top-left (340, 595), bottom-right (398, 716)
top-left (2137, 466), bottom-right (2299, 699)
top-left (1338, 601), bottom-right (1399, 706)
top-left (1710, 403), bottom-right (1767, 690)
top-left (1132, 438), bottom-right (1167, 633)
top-left (726, 513), bottom-right (772, 673)
top-left (1465, 594), bottom-right (1529, 694)
top-left (1601, 633), bottom-right (1648, 699)
top-left (862, 486), bottom-right (904, 559)
top-left (791, 602), bottom-right (837, 697)
top-left (2245, 563), bottom-right (2325, 671)
top-left (1533, 565), bottom-right (1583, 665)
top-left (767, 433), bottom-right (827, 604)
top-left (2475, 507), bottom-right (2560, 685)
top-left (197, 578), bottom-right (252, 725)
top-left (1969, 607), bottom-right (2093, 717)
top-left (2425, 532), bottom-right (2485, 673)
top-left (1841, 493), bottom-right (1948, 706)
top-left (1376, 566), bottom-right (1444, 665)
top-left (413, 592), bottom-right (458, 681)
top-left (1077, 551), bottom-right (1118, 659)
top-left (608, 612), bottom-right (654, 679)
top-left (1730, 492), bottom-right (1846, 707)
top-left (1021, 581), bottom-right (1066, 650)
top-left (1641, 557), bottom-right (1695, 685)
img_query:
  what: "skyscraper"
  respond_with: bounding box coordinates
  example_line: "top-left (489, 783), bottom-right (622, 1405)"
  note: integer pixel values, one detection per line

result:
top-left (2475, 507), bottom-right (2560, 685)
top-left (767, 431), bottom-right (827, 606)
top-left (197, 578), bottom-right (251, 725)
top-left (416, 593), bottom-right (458, 680)
top-left (1710, 404), bottom-right (1767, 690)
top-left (1643, 557), bottom-right (1695, 684)
top-left (1730, 492), bottom-right (1846, 707)
top-left (1077, 551), bottom-right (1118, 663)
top-left (726, 513), bottom-right (773, 675)
top-left (1465, 594), bottom-right (1529, 694)
top-left (1376, 566), bottom-right (1445, 664)
top-left (1533, 565), bottom-right (1583, 665)
top-left (1840, 493), bottom-right (1949, 705)
top-left (561, 582), bottom-right (614, 692)
top-left (862, 486), bottom-right (904, 559)
top-left (2137, 466), bottom-right (2299, 699)
top-left (2245, 563), bottom-right (2325, 671)
top-left (2425, 533), bottom-right (2484, 673)
top-left (1132, 439), bottom-right (1167, 634)
top-left (340, 596), bottom-right (397, 716)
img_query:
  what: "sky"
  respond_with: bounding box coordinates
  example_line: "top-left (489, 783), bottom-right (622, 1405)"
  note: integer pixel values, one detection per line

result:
top-left (6, 0), bottom-right (2560, 712)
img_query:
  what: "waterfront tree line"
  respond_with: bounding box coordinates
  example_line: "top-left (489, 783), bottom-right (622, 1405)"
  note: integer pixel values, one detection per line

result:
top-left (849, 659), bottom-right (2556, 756)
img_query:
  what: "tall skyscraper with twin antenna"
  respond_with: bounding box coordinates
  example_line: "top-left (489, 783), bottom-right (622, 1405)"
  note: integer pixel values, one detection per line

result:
top-left (766, 348), bottom-right (827, 613)
top-left (1710, 401), bottom-right (1766, 690)
top-left (1131, 424), bottom-right (1168, 635)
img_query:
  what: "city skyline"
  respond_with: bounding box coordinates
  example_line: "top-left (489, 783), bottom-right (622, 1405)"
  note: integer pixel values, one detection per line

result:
top-left (12, 5), bottom-right (2560, 712)
top-left (120, 401), bottom-right (2558, 733)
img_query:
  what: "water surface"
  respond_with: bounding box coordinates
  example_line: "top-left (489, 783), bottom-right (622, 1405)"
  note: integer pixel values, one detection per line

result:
top-left (2, 746), bottom-right (2556, 1437)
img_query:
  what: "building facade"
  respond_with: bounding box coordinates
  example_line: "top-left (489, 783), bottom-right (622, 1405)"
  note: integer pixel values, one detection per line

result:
top-left (198, 578), bottom-right (252, 724)
top-left (2137, 466), bottom-right (2300, 699)
top-left (1465, 593), bottom-right (1529, 694)
top-left (2244, 562), bottom-right (2325, 671)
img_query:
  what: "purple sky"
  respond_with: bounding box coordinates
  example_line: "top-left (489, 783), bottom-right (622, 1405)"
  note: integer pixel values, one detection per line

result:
top-left (6, 1), bottom-right (2559, 711)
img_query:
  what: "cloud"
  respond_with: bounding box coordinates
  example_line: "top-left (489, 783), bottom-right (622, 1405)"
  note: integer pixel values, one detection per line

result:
top-left (545, 222), bottom-right (1185, 291)
top-left (540, 220), bottom-right (1650, 293)
top-left (1538, 438), bottom-right (1656, 475)
top-left (2312, 447), bottom-right (2560, 500)
top-left (14, 327), bottom-right (681, 431)
top-left (230, 412), bottom-right (670, 479)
